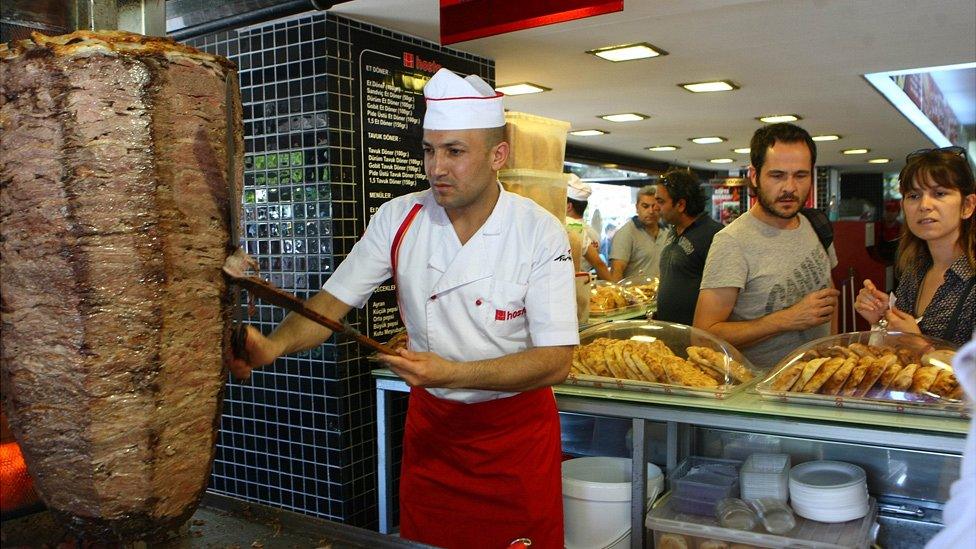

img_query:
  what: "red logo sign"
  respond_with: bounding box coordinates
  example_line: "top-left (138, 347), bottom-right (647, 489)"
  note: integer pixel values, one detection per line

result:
top-left (495, 308), bottom-right (526, 321)
top-left (403, 52), bottom-right (414, 68)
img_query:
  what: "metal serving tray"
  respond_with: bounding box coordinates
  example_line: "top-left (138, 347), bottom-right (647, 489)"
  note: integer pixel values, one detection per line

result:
top-left (567, 320), bottom-right (756, 400)
top-left (755, 331), bottom-right (967, 419)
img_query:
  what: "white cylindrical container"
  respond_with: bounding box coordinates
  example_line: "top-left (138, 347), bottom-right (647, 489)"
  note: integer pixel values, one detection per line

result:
top-left (561, 457), bottom-right (663, 549)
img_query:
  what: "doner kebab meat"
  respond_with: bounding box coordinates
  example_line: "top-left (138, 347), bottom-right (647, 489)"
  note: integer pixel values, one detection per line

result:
top-left (0, 31), bottom-right (241, 541)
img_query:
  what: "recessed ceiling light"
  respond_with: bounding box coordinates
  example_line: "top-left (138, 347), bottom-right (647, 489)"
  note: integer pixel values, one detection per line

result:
top-left (570, 129), bottom-right (608, 137)
top-left (587, 42), bottom-right (668, 62)
top-left (758, 114), bottom-right (802, 123)
top-left (646, 145), bottom-right (679, 152)
top-left (495, 82), bottom-right (550, 95)
top-left (690, 136), bottom-right (726, 144)
top-left (710, 158), bottom-right (734, 164)
top-left (600, 113), bottom-right (649, 122)
top-left (812, 134), bottom-right (841, 141)
top-left (680, 80), bottom-right (739, 93)
top-left (732, 147), bottom-right (751, 154)
top-left (868, 158), bottom-right (890, 164)
top-left (843, 148), bottom-right (870, 155)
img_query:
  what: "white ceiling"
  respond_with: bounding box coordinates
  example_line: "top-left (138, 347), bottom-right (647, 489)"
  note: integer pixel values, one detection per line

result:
top-left (331, 0), bottom-right (976, 173)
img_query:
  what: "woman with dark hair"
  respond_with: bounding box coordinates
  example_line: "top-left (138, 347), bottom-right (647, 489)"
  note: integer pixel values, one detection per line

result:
top-left (855, 146), bottom-right (976, 346)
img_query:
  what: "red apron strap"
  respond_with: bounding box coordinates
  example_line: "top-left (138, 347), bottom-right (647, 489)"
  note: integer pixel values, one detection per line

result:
top-left (389, 203), bottom-right (423, 332)
top-left (391, 203), bottom-right (423, 281)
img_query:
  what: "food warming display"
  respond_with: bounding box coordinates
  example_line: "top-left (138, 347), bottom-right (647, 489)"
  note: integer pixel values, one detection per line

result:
top-left (569, 320), bottom-right (755, 398)
top-left (0, 31), bottom-right (242, 540)
top-left (756, 332), bottom-right (963, 417)
top-left (589, 276), bottom-right (658, 317)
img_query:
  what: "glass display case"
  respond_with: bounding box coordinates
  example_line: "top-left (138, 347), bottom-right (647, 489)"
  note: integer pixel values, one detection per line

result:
top-left (569, 320), bottom-right (756, 399)
top-left (756, 331), bottom-right (964, 418)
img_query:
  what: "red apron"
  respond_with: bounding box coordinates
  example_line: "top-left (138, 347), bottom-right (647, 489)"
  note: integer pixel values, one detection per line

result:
top-left (399, 386), bottom-right (564, 549)
top-left (390, 204), bottom-right (564, 548)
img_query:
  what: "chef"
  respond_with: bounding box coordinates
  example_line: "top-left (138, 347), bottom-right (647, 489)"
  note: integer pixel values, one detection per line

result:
top-left (227, 67), bottom-right (578, 548)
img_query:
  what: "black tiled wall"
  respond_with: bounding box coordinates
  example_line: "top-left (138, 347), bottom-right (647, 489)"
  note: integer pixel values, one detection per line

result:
top-left (186, 13), bottom-right (490, 529)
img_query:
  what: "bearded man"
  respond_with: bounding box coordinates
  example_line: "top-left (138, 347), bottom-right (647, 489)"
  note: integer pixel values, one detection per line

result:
top-left (694, 123), bottom-right (839, 370)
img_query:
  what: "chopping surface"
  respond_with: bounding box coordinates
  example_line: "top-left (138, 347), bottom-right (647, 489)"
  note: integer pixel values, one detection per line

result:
top-left (1, 493), bottom-right (433, 549)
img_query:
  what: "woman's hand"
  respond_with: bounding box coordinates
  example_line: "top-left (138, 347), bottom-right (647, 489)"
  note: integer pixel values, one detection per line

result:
top-left (885, 305), bottom-right (922, 335)
top-left (854, 279), bottom-right (889, 325)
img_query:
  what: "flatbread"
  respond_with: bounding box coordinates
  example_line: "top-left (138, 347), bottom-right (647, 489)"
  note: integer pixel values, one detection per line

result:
top-left (909, 365), bottom-right (941, 394)
top-left (792, 358), bottom-right (830, 391)
top-left (820, 356), bottom-right (858, 395)
top-left (841, 356), bottom-right (876, 396)
top-left (853, 355), bottom-right (896, 397)
top-left (802, 357), bottom-right (846, 393)
top-left (929, 369), bottom-right (959, 398)
top-left (889, 363), bottom-right (919, 393)
top-left (847, 343), bottom-right (874, 358)
top-left (687, 346), bottom-right (754, 383)
top-left (622, 346), bottom-right (658, 382)
top-left (867, 360), bottom-right (904, 398)
top-left (604, 340), bottom-right (631, 379)
top-left (770, 361), bottom-right (806, 392)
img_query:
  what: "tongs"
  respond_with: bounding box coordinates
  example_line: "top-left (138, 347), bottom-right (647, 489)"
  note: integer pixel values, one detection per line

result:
top-left (223, 249), bottom-right (397, 357)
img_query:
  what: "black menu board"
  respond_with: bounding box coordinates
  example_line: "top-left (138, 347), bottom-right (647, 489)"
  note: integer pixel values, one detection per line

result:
top-left (350, 29), bottom-right (489, 341)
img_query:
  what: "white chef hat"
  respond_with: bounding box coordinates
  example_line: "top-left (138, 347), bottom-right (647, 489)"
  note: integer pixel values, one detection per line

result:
top-left (567, 174), bottom-right (592, 201)
top-left (423, 68), bottom-right (505, 130)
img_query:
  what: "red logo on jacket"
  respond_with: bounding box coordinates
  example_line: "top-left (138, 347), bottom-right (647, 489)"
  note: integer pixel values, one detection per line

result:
top-left (495, 308), bottom-right (526, 321)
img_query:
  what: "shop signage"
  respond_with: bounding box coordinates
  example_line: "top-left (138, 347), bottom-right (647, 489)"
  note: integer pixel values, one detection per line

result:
top-left (440, 0), bottom-right (623, 45)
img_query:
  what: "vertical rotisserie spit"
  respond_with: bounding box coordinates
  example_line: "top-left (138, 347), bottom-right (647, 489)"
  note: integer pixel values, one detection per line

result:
top-left (0, 30), bottom-right (242, 541)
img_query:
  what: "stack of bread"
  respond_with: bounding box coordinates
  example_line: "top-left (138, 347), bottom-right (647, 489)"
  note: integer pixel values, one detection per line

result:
top-left (571, 338), bottom-right (753, 388)
top-left (589, 284), bottom-right (632, 314)
top-left (766, 342), bottom-right (960, 401)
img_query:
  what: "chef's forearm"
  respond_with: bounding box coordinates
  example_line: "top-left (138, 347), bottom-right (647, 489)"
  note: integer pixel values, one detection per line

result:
top-left (269, 290), bottom-right (353, 356)
top-left (454, 346), bottom-right (573, 392)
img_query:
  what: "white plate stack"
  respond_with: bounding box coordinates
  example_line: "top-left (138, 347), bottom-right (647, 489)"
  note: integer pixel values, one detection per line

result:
top-left (740, 453), bottom-right (790, 502)
top-left (789, 461), bottom-right (870, 523)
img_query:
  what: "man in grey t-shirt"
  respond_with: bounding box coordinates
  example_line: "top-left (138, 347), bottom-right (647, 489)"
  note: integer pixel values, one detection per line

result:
top-left (609, 185), bottom-right (667, 281)
top-left (695, 123), bottom-right (839, 370)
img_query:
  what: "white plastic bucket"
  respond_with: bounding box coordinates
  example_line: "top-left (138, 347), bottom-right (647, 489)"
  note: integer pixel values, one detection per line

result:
top-left (562, 457), bottom-right (664, 549)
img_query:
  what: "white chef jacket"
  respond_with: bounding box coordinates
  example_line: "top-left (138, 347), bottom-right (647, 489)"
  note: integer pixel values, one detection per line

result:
top-left (926, 331), bottom-right (976, 549)
top-left (324, 185), bottom-right (579, 403)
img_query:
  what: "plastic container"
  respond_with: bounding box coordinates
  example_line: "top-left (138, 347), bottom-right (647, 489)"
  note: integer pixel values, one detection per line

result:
top-left (740, 453), bottom-right (791, 502)
top-left (498, 168), bottom-right (567, 223)
top-left (671, 457), bottom-right (740, 516)
top-left (503, 111), bottom-right (570, 172)
top-left (751, 498), bottom-right (796, 534)
top-left (715, 498), bottom-right (758, 530)
top-left (562, 457), bottom-right (664, 549)
top-left (568, 321), bottom-right (757, 399)
top-left (756, 331), bottom-right (964, 418)
top-left (646, 493), bottom-right (878, 549)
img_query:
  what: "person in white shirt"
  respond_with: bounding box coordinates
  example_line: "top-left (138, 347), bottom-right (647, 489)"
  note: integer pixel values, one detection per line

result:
top-left (227, 68), bottom-right (577, 549)
top-left (566, 174), bottom-right (612, 280)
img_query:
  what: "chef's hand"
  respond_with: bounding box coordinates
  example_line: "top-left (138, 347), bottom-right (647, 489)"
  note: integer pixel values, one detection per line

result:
top-left (225, 325), bottom-right (284, 379)
top-left (884, 305), bottom-right (921, 335)
top-left (376, 349), bottom-right (457, 388)
top-left (775, 288), bottom-right (840, 331)
top-left (854, 279), bottom-right (889, 325)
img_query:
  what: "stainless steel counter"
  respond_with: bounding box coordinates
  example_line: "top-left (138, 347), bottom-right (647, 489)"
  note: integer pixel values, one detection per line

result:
top-left (373, 369), bottom-right (969, 548)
